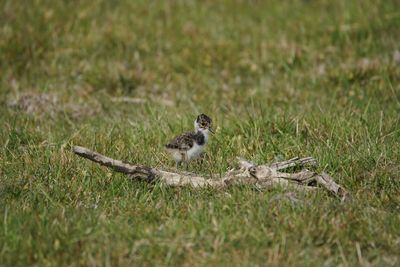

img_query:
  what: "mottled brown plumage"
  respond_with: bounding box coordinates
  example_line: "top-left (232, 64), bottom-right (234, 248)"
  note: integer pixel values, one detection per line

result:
top-left (165, 114), bottom-right (213, 167)
top-left (165, 132), bottom-right (195, 150)
top-left (165, 131), bottom-right (205, 150)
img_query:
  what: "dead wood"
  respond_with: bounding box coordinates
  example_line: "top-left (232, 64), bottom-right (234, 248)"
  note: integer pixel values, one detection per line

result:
top-left (73, 146), bottom-right (348, 198)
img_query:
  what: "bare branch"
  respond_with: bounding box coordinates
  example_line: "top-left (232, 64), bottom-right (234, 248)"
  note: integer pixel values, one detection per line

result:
top-left (72, 146), bottom-right (348, 198)
top-left (73, 146), bottom-right (223, 187)
top-left (73, 146), bottom-right (157, 181)
top-left (315, 172), bottom-right (349, 199)
top-left (267, 157), bottom-right (317, 171)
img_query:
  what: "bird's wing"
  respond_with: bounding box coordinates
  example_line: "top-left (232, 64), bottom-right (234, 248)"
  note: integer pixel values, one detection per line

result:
top-left (165, 132), bottom-right (195, 151)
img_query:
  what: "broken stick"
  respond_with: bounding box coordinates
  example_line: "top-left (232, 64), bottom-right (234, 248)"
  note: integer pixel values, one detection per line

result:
top-left (72, 146), bottom-right (348, 199)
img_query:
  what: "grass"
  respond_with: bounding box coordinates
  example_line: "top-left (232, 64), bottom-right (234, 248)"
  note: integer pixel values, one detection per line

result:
top-left (1, 0), bottom-right (400, 266)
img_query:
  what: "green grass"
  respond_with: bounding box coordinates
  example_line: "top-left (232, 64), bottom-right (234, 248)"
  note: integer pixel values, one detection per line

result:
top-left (1, 0), bottom-right (400, 266)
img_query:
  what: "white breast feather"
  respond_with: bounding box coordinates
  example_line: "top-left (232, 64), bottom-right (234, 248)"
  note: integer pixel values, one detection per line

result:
top-left (166, 144), bottom-right (205, 163)
top-left (187, 143), bottom-right (204, 161)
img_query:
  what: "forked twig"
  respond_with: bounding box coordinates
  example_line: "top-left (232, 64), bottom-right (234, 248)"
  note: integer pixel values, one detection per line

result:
top-left (73, 146), bottom-right (348, 199)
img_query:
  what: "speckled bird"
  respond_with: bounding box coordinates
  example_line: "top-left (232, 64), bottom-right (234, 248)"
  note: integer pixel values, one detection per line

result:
top-left (165, 114), bottom-right (214, 168)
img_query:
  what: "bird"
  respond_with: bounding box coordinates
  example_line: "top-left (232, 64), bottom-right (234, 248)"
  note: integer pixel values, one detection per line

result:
top-left (165, 114), bottom-right (214, 169)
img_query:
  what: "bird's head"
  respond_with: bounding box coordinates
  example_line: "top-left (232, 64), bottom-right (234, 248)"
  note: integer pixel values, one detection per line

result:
top-left (194, 113), bottom-right (214, 134)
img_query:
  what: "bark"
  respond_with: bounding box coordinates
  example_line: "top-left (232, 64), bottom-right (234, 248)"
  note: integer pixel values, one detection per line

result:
top-left (73, 146), bottom-right (349, 199)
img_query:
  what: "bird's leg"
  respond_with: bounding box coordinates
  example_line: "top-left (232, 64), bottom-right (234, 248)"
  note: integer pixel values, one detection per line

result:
top-left (175, 161), bottom-right (180, 169)
top-left (182, 152), bottom-right (189, 171)
top-left (184, 161), bottom-right (189, 171)
top-left (198, 152), bottom-right (206, 166)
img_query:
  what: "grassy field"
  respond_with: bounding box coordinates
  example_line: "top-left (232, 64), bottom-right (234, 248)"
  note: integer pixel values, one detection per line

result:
top-left (1, 0), bottom-right (400, 266)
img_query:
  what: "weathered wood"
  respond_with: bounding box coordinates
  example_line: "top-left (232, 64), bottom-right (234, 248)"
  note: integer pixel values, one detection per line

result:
top-left (266, 157), bottom-right (317, 171)
top-left (73, 146), bottom-right (225, 187)
top-left (73, 146), bottom-right (157, 181)
top-left (72, 146), bottom-right (348, 198)
top-left (315, 172), bottom-right (348, 198)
